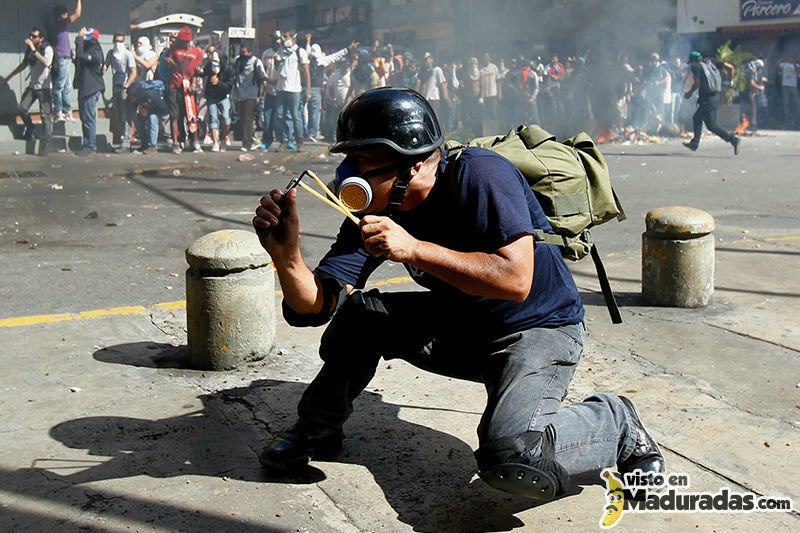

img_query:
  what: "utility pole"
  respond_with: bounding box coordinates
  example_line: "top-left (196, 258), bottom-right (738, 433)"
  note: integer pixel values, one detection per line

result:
top-left (245, 0), bottom-right (252, 28)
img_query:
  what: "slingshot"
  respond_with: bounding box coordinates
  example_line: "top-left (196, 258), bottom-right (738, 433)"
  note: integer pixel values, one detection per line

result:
top-left (255, 169), bottom-right (360, 240)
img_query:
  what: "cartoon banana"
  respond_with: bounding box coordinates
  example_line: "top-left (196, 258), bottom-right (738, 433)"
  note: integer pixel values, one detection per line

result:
top-left (600, 469), bottom-right (625, 528)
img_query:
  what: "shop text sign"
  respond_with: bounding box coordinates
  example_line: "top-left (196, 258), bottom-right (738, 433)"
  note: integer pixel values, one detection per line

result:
top-left (741, 0), bottom-right (800, 20)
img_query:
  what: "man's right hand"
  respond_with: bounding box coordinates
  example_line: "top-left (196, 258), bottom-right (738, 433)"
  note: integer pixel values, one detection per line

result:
top-left (253, 188), bottom-right (300, 255)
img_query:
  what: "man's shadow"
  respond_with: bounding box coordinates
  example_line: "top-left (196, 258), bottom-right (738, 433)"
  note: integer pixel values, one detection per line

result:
top-left (37, 342), bottom-right (583, 531)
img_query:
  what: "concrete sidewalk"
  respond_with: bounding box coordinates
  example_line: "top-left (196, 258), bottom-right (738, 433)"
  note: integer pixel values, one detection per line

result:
top-left (1, 133), bottom-right (799, 531)
top-left (2, 235), bottom-right (798, 532)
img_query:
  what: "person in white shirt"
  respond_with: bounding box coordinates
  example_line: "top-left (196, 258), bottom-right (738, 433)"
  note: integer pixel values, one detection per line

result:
top-left (417, 52), bottom-right (449, 130)
top-left (304, 32), bottom-right (358, 141)
top-left (1, 27), bottom-right (54, 155)
top-left (322, 62), bottom-right (351, 140)
top-left (778, 56), bottom-right (799, 123)
top-left (275, 30), bottom-right (310, 150)
top-left (480, 53), bottom-right (501, 119)
top-left (104, 32), bottom-right (138, 153)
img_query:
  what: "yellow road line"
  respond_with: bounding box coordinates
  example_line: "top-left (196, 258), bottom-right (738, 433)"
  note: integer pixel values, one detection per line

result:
top-left (0, 277), bottom-right (415, 328)
top-left (729, 235), bottom-right (800, 244)
top-left (763, 235), bottom-right (800, 242)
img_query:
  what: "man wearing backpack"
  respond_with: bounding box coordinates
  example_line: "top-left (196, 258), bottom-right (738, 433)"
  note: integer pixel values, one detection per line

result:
top-left (232, 43), bottom-right (267, 152)
top-left (1, 27), bottom-right (54, 155)
top-left (683, 51), bottom-right (740, 154)
top-left (253, 87), bottom-right (664, 502)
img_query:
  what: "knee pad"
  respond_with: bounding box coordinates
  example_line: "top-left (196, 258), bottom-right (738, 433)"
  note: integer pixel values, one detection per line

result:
top-left (475, 426), bottom-right (570, 502)
top-left (319, 289), bottom-right (389, 364)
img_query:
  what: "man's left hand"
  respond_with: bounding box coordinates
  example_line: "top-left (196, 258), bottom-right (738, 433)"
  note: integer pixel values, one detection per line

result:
top-left (361, 215), bottom-right (419, 263)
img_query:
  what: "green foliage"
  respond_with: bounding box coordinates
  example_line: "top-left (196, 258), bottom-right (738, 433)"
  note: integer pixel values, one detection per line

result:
top-left (715, 40), bottom-right (756, 103)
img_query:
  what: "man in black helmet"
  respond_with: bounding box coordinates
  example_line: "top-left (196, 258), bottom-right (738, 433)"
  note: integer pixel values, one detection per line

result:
top-left (253, 87), bottom-right (664, 502)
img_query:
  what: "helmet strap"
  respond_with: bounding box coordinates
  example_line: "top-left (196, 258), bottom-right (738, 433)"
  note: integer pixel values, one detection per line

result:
top-left (386, 166), bottom-right (413, 219)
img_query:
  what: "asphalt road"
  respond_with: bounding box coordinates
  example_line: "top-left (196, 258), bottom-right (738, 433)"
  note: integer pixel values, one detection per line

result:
top-left (1, 131), bottom-right (798, 320)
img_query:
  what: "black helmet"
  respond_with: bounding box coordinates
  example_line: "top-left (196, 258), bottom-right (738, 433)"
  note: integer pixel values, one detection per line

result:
top-left (330, 87), bottom-right (444, 157)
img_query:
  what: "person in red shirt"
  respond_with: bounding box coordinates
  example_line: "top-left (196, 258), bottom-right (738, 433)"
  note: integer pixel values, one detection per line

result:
top-left (163, 26), bottom-right (203, 153)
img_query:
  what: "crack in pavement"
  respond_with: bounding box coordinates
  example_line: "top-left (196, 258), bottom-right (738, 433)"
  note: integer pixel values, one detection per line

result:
top-left (588, 332), bottom-right (800, 428)
top-left (660, 443), bottom-right (800, 521)
top-left (705, 322), bottom-right (800, 353)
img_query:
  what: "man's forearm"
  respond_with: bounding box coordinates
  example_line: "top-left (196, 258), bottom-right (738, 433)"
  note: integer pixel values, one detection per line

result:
top-left (273, 248), bottom-right (326, 314)
top-left (409, 237), bottom-right (532, 302)
top-left (124, 68), bottom-right (137, 89)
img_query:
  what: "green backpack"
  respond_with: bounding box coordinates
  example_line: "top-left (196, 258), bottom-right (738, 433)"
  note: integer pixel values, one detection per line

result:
top-left (444, 124), bottom-right (626, 323)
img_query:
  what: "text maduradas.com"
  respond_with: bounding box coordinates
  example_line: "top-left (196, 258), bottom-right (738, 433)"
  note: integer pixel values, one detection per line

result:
top-left (625, 488), bottom-right (792, 512)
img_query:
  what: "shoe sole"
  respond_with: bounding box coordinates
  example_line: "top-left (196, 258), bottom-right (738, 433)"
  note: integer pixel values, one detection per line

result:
top-left (479, 463), bottom-right (558, 501)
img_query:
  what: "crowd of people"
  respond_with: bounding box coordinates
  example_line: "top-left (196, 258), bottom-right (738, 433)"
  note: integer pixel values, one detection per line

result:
top-left (2, 0), bottom-right (798, 156)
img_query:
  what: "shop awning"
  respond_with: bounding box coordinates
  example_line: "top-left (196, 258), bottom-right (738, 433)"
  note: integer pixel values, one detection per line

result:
top-left (720, 21), bottom-right (800, 34)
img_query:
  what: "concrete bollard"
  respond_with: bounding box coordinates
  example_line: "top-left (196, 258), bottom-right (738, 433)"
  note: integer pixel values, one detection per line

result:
top-left (185, 230), bottom-right (275, 370)
top-left (642, 206), bottom-right (715, 308)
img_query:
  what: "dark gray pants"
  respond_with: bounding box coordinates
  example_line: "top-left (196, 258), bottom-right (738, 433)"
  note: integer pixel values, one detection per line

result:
top-left (19, 87), bottom-right (52, 153)
top-left (296, 290), bottom-right (637, 481)
top-left (111, 85), bottom-right (133, 148)
top-left (235, 98), bottom-right (257, 149)
top-left (690, 96), bottom-right (734, 147)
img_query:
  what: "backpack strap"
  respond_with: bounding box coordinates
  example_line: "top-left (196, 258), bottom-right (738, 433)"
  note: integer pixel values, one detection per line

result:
top-left (532, 230), bottom-right (623, 324)
top-left (589, 243), bottom-right (622, 324)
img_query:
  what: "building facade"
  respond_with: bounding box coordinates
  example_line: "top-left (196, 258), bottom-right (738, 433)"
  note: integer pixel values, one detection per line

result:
top-left (678, 0), bottom-right (800, 59)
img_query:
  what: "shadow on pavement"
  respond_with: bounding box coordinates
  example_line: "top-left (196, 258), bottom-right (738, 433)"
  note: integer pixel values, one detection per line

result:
top-left (0, 466), bottom-right (285, 532)
top-left (93, 342), bottom-right (188, 368)
top-left (38, 349), bottom-right (563, 532)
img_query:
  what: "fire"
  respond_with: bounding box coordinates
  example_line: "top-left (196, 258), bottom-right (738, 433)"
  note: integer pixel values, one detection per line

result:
top-left (596, 127), bottom-right (616, 144)
top-left (735, 114), bottom-right (750, 135)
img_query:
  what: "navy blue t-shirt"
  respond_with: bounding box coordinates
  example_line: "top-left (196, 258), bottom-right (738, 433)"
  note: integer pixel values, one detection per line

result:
top-left (315, 147), bottom-right (584, 336)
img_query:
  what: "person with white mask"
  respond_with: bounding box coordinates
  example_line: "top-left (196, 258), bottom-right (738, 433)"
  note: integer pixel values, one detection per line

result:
top-left (133, 36), bottom-right (157, 81)
top-left (104, 31), bottom-right (137, 153)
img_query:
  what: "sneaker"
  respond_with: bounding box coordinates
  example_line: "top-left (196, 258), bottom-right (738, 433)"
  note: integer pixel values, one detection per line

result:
top-left (259, 425), bottom-right (343, 473)
top-left (287, 141), bottom-right (297, 151)
top-left (172, 145), bottom-right (182, 154)
top-left (225, 136), bottom-right (231, 146)
top-left (193, 142), bottom-right (202, 153)
top-left (682, 141), bottom-right (698, 152)
top-left (241, 145), bottom-right (250, 152)
top-left (259, 142), bottom-right (272, 150)
top-left (113, 146), bottom-right (130, 154)
top-left (142, 146), bottom-right (157, 154)
top-left (617, 396), bottom-right (665, 477)
top-left (211, 142), bottom-right (220, 152)
top-left (203, 135), bottom-right (212, 145)
top-left (731, 136), bottom-right (740, 156)
top-left (66, 112), bottom-right (76, 122)
top-left (76, 149), bottom-right (96, 157)
top-left (55, 112), bottom-right (66, 123)
top-left (307, 135), bottom-right (319, 143)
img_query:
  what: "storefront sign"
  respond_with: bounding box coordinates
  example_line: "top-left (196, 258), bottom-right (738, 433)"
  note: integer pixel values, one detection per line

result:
top-left (740, 0), bottom-right (800, 20)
